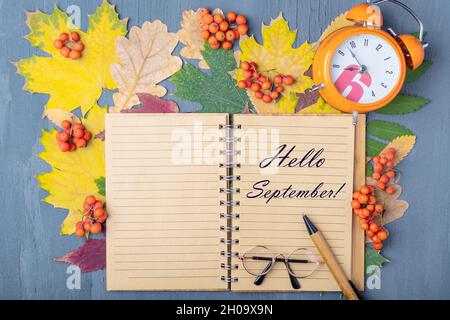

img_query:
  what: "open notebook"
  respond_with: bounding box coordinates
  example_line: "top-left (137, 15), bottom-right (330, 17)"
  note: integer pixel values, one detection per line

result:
top-left (105, 113), bottom-right (365, 292)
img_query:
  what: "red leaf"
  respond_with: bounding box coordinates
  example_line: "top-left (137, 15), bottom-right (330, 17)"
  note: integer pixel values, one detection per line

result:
top-left (121, 94), bottom-right (179, 113)
top-left (54, 239), bottom-right (106, 273)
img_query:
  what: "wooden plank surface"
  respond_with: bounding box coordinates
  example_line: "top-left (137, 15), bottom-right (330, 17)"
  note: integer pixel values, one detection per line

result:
top-left (0, 0), bottom-right (449, 300)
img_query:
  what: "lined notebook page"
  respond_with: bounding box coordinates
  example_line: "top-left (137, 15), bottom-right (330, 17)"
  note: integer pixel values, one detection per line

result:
top-left (106, 113), bottom-right (228, 291)
top-left (231, 114), bottom-right (355, 292)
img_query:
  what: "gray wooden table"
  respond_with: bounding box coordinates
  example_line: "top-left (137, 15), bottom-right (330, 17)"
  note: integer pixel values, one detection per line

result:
top-left (0, 0), bottom-right (449, 300)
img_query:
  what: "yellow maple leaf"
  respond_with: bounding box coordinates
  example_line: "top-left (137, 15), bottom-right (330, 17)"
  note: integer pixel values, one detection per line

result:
top-left (300, 97), bottom-right (342, 114)
top-left (317, 11), bottom-right (354, 44)
top-left (380, 135), bottom-right (416, 166)
top-left (110, 20), bottom-right (182, 112)
top-left (37, 105), bottom-right (106, 235)
top-left (16, 1), bottom-right (128, 115)
top-left (239, 14), bottom-right (314, 114)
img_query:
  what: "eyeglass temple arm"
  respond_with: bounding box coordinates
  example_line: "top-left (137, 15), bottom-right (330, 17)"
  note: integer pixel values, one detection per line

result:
top-left (285, 262), bottom-right (301, 290)
top-left (254, 262), bottom-right (272, 286)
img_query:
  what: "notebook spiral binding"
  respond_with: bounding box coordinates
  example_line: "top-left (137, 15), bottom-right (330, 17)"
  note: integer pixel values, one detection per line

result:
top-left (219, 121), bottom-right (241, 284)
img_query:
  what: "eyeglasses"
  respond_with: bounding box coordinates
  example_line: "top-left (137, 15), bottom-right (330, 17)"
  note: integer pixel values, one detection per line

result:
top-left (239, 245), bottom-right (322, 289)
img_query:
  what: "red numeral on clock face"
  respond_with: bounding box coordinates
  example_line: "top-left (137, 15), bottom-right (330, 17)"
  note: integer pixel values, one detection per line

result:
top-left (334, 64), bottom-right (372, 102)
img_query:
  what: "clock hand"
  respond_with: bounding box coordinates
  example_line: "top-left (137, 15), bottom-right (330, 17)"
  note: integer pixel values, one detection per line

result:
top-left (347, 46), bottom-right (367, 73)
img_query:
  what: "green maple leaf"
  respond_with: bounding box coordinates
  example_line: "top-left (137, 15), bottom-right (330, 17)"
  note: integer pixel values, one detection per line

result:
top-left (367, 120), bottom-right (414, 142)
top-left (365, 247), bottom-right (390, 276)
top-left (172, 44), bottom-right (253, 114)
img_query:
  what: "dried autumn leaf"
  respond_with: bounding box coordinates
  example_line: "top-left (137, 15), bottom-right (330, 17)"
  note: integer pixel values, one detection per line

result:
top-left (16, 1), bottom-right (128, 114)
top-left (380, 135), bottom-right (416, 166)
top-left (124, 94), bottom-right (180, 113)
top-left (239, 14), bottom-right (314, 114)
top-left (38, 105), bottom-right (106, 235)
top-left (317, 11), bottom-right (354, 44)
top-left (110, 20), bottom-right (182, 112)
top-left (43, 109), bottom-right (81, 127)
top-left (366, 178), bottom-right (409, 226)
top-left (54, 239), bottom-right (106, 273)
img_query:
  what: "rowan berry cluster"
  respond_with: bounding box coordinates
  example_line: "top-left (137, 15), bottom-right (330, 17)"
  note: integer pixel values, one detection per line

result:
top-left (199, 8), bottom-right (248, 50)
top-left (237, 61), bottom-right (295, 103)
top-left (53, 32), bottom-right (85, 60)
top-left (56, 120), bottom-right (92, 152)
top-left (75, 195), bottom-right (108, 237)
top-left (371, 148), bottom-right (397, 194)
top-left (352, 185), bottom-right (389, 251)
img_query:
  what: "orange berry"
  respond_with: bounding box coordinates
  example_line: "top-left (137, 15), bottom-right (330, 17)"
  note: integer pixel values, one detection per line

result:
top-left (73, 42), bottom-right (84, 52)
top-left (73, 128), bottom-right (85, 138)
top-left (372, 172), bottom-right (381, 180)
top-left (368, 195), bottom-right (377, 205)
top-left (380, 157), bottom-right (388, 165)
top-left (97, 213), bottom-right (108, 223)
top-left (366, 204), bottom-right (375, 212)
top-left (60, 32), bottom-right (69, 42)
top-left (83, 221), bottom-right (92, 232)
top-left (54, 39), bottom-right (64, 49)
top-left (85, 195), bottom-right (96, 206)
top-left (369, 223), bottom-right (379, 233)
top-left (215, 31), bottom-right (226, 41)
top-left (360, 185), bottom-right (370, 195)
top-left (57, 131), bottom-right (70, 142)
top-left (59, 142), bottom-right (70, 152)
top-left (372, 156), bottom-right (381, 163)
top-left (202, 24), bottom-right (210, 31)
top-left (69, 49), bottom-right (81, 60)
top-left (225, 30), bottom-right (236, 41)
top-left (75, 138), bottom-right (87, 148)
top-left (60, 47), bottom-right (71, 58)
top-left (360, 222), bottom-right (369, 231)
top-left (73, 123), bottom-right (84, 131)
top-left (94, 208), bottom-right (105, 218)
top-left (70, 143), bottom-right (76, 152)
top-left (243, 70), bottom-right (253, 79)
top-left (213, 14), bottom-right (224, 24)
top-left (386, 161), bottom-right (395, 168)
top-left (61, 120), bottom-right (72, 129)
top-left (385, 186), bottom-right (395, 195)
top-left (386, 148), bottom-right (396, 154)
top-left (233, 29), bottom-right (241, 40)
top-left (90, 222), bottom-right (102, 234)
top-left (251, 83), bottom-right (261, 92)
top-left (373, 242), bottom-right (383, 250)
top-left (75, 228), bottom-right (85, 237)
top-left (219, 21), bottom-right (229, 32)
top-left (237, 80), bottom-right (247, 89)
top-left (203, 14), bottom-right (214, 25)
top-left (374, 163), bottom-right (384, 173)
top-left (222, 41), bottom-right (232, 50)
top-left (375, 204), bottom-right (384, 213)
top-left (358, 194), bottom-right (369, 204)
top-left (208, 36), bottom-right (218, 47)
top-left (378, 230), bottom-right (388, 241)
top-left (258, 75), bottom-right (268, 83)
top-left (372, 235), bottom-right (382, 244)
top-left (226, 11), bottom-right (237, 22)
top-left (261, 81), bottom-right (271, 90)
top-left (380, 175), bottom-right (389, 184)
top-left (199, 8), bottom-right (210, 16)
top-left (368, 185), bottom-right (375, 194)
top-left (377, 182), bottom-right (386, 190)
top-left (208, 22), bottom-right (219, 33)
top-left (352, 191), bottom-right (361, 199)
top-left (360, 208), bottom-right (370, 218)
top-left (76, 221), bottom-right (84, 230)
top-left (270, 91), bottom-right (279, 99)
top-left (385, 151), bottom-right (395, 160)
top-left (366, 230), bottom-right (375, 238)
top-left (83, 131), bottom-right (92, 142)
top-left (240, 61), bottom-right (250, 71)
top-left (386, 170), bottom-right (395, 179)
top-left (236, 15), bottom-right (247, 25)
top-left (262, 95), bottom-right (273, 103)
top-left (351, 200), bottom-right (361, 209)
top-left (237, 24), bottom-right (248, 35)
top-left (71, 31), bottom-right (80, 42)
top-left (282, 75), bottom-right (295, 85)
top-left (275, 85), bottom-right (284, 93)
top-left (254, 91), bottom-right (264, 99)
top-left (274, 75), bottom-right (283, 84)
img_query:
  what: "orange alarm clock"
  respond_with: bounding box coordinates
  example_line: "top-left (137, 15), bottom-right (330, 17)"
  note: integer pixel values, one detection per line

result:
top-left (312, 0), bottom-right (428, 113)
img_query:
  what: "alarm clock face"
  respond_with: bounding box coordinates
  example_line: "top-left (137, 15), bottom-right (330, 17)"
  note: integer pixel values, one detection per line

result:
top-left (330, 33), bottom-right (402, 104)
